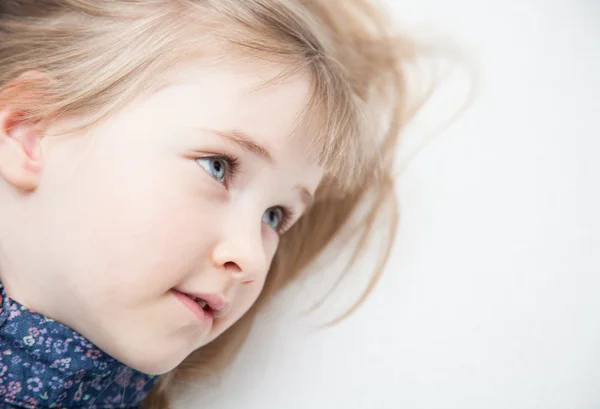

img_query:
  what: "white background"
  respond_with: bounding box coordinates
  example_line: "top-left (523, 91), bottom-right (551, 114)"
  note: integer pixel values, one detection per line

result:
top-left (180, 1), bottom-right (600, 408)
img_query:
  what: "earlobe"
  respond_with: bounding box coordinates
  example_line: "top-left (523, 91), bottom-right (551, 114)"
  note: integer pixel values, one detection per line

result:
top-left (0, 106), bottom-right (45, 191)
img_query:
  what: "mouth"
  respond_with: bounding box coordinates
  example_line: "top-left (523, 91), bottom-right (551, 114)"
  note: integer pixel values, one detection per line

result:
top-left (172, 289), bottom-right (229, 321)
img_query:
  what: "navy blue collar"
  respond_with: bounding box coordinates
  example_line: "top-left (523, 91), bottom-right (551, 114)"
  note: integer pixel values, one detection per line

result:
top-left (0, 281), bottom-right (159, 409)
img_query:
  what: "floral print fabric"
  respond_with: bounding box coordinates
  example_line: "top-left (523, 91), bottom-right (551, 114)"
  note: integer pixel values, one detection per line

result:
top-left (0, 281), bottom-right (159, 408)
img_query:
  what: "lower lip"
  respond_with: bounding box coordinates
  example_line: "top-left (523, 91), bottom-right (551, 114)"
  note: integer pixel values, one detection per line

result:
top-left (171, 290), bottom-right (213, 326)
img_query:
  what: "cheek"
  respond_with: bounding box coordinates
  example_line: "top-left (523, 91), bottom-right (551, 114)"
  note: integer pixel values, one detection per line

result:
top-left (261, 224), bottom-right (280, 259)
top-left (58, 162), bottom-right (217, 300)
top-left (84, 197), bottom-right (205, 299)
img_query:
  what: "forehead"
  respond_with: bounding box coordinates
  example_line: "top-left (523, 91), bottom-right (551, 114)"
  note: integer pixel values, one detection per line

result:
top-left (157, 62), bottom-right (324, 180)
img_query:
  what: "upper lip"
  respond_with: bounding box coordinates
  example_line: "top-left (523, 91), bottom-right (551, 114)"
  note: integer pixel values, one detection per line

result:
top-left (175, 289), bottom-right (230, 316)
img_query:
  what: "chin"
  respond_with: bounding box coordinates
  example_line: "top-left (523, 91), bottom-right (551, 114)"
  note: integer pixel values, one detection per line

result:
top-left (123, 354), bottom-right (182, 376)
top-left (110, 342), bottom-right (190, 376)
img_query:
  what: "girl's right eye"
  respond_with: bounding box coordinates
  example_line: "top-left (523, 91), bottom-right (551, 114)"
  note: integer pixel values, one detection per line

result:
top-left (196, 156), bottom-right (237, 185)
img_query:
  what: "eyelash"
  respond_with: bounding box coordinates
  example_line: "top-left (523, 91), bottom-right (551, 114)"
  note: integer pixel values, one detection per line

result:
top-left (272, 206), bottom-right (295, 235)
top-left (200, 154), bottom-right (295, 235)
top-left (214, 153), bottom-right (240, 187)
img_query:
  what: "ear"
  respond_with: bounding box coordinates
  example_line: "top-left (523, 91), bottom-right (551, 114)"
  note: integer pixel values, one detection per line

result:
top-left (0, 71), bottom-right (50, 191)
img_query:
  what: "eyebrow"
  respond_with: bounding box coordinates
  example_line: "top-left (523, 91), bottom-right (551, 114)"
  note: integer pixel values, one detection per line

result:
top-left (209, 128), bottom-right (274, 164)
top-left (296, 185), bottom-right (314, 210)
top-left (206, 127), bottom-right (315, 210)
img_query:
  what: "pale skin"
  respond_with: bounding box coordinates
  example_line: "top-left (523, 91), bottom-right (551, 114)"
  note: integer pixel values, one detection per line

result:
top-left (0, 64), bottom-right (323, 375)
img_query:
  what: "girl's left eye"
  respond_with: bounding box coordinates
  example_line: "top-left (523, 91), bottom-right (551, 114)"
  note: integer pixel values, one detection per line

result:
top-left (262, 207), bottom-right (284, 230)
top-left (262, 206), bottom-right (293, 234)
top-left (196, 156), bottom-right (235, 184)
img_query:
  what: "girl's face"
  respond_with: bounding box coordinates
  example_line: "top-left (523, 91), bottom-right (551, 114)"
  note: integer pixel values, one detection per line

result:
top-left (0, 64), bottom-right (323, 374)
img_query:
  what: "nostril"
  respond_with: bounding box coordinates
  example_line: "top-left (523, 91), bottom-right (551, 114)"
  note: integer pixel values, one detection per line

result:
top-left (223, 261), bottom-right (240, 272)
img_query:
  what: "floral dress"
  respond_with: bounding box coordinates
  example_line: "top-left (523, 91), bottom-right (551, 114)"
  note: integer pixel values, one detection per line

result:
top-left (0, 281), bottom-right (159, 409)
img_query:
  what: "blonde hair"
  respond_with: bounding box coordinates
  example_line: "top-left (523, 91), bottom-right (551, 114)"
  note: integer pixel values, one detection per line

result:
top-left (0, 0), bottom-right (422, 407)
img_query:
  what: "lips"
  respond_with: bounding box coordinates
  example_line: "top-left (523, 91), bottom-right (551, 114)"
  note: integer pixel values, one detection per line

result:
top-left (173, 289), bottom-right (229, 318)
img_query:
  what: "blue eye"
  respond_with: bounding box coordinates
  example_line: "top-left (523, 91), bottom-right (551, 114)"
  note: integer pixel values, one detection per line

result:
top-left (196, 157), bottom-right (227, 183)
top-left (262, 207), bottom-right (284, 230)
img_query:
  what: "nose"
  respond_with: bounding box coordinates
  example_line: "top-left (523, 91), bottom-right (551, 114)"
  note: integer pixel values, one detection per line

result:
top-left (211, 218), bottom-right (268, 284)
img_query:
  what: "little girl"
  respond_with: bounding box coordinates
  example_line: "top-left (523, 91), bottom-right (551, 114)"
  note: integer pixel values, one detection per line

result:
top-left (0, 0), bottom-right (418, 408)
